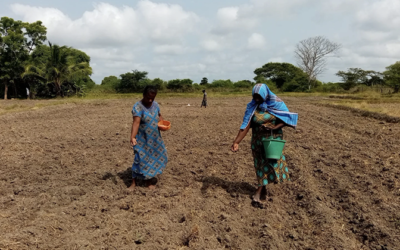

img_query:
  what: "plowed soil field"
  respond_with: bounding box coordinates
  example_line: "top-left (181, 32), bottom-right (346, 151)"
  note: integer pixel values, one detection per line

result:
top-left (1, 96), bottom-right (399, 250)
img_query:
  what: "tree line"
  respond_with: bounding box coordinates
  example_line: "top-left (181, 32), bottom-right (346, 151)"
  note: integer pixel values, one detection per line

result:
top-left (99, 59), bottom-right (400, 94)
top-left (100, 36), bottom-right (399, 94)
top-left (2, 17), bottom-right (399, 99)
top-left (0, 17), bottom-right (94, 99)
top-left (336, 64), bottom-right (400, 93)
top-left (99, 70), bottom-right (255, 93)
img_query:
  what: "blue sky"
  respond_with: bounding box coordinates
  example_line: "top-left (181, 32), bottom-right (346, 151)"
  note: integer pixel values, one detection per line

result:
top-left (1, 0), bottom-right (399, 84)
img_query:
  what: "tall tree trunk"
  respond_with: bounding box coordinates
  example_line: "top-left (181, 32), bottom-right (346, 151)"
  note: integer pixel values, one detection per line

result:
top-left (4, 81), bottom-right (8, 100)
top-left (54, 81), bottom-right (61, 97)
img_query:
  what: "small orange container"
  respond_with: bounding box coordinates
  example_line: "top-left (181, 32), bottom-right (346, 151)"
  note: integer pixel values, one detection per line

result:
top-left (158, 120), bottom-right (171, 131)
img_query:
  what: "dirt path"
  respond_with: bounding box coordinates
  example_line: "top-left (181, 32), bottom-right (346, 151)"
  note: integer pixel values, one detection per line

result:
top-left (0, 96), bottom-right (399, 250)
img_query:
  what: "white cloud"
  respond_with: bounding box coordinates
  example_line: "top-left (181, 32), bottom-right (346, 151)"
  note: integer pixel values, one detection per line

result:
top-left (10, 1), bottom-right (200, 83)
top-left (268, 57), bottom-right (284, 63)
top-left (247, 33), bottom-right (266, 50)
top-left (11, 1), bottom-right (199, 47)
top-left (137, 0), bottom-right (199, 43)
top-left (210, 0), bottom-right (311, 36)
top-left (345, 0), bottom-right (400, 66)
top-left (11, 4), bottom-right (70, 23)
top-left (7, 0), bottom-right (400, 84)
top-left (217, 7), bottom-right (239, 25)
top-left (319, 0), bottom-right (364, 13)
top-left (201, 39), bottom-right (222, 51)
top-left (154, 45), bottom-right (186, 55)
top-left (210, 7), bottom-right (256, 35)
top-left (356, 0), bottom-right (400, 32)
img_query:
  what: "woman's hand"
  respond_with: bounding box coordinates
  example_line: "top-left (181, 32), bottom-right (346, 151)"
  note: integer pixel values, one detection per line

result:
top-left (262, 123), bottom-right (285, 131)
top-left (130, 137), bottom-right (137, 147)
top-left (231, 124), bottom-right (250, 152)
top-left (130, 116), bottom-right (141, 147)
top-left (261, 124), bottom-right (275, 130)
top-left (231, 143), bottom-right (239, 152)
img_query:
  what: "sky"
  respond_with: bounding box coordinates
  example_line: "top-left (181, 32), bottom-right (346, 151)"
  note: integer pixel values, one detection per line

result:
top-left (1, 0), bottom-right (400, 84)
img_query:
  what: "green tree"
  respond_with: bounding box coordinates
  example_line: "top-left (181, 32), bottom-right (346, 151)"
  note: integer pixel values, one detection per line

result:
top-left (234, 80), bottom-right (253, 88)
top-left (365, 71), bottom-right (384, 86)
top-left (0, 17), bottom-right (26, 99)
top-left (383, 61), bottom-right (400, 93)
top-left (336, 68), bottom-right (368, 90)
top-left (200, 77), bottom-right (208, 85)
top-left (25, 20), bottom-right (47, 53)
top-left (116, 70), bottom-right (148, 93)
top-left (101, 75), bottom-right (120, 87)
top-left (209, 79), bottom-right (233, 88)
top-left (192, 83), bottom-right (202, 91)
top-left (23, 42), bottom-right (93, 97)
top-left (0, 17), bottom-right (47, 99)
top-left (23, 44), bottom-right (50, 97)
top-left (151, 78), bottom-right (166, 90)
top-left (254, 62), bottom-right (308, 90)
top-left (336, 68), bottom-right (384, 90)
top-left (281, 75), bottom-right (309, 92)
top-left (29, 44), bottom-right (51, 66)
top-left (167, 79), bottom-right (193, 92)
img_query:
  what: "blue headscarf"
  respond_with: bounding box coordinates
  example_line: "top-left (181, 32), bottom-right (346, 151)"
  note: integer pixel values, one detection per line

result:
top-left (240, 83), bottom-right (298, 129)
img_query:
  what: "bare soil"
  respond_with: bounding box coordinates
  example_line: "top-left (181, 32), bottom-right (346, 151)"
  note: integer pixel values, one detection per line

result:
top-left (0, 96), bottom-right (399, 250)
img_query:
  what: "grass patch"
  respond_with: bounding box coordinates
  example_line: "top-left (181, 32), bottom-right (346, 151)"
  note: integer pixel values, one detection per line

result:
top-left (322, 103), bottom-right (400, 123)
top-left (0, 103), bottom-right (29, 115)
top-left (319, 92), bottom-right (400, 122)
top-left (3, 104), bottom-right (28, 110)
top-left (325, 101), bottom-right (400, 119)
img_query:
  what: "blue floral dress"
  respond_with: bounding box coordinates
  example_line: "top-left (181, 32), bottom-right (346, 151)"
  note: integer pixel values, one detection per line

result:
top-left (251, 109), bottom-right (290, 186)
top-left (131, 101), bottom-right (168, 180)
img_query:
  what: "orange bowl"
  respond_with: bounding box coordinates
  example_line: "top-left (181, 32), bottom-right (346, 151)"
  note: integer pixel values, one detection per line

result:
top-left (158, 120), bottom-right (171, 131)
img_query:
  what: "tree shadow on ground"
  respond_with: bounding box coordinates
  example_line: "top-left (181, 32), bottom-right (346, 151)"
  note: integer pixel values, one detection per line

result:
top-left (198, 176), bottom-right (257, 197)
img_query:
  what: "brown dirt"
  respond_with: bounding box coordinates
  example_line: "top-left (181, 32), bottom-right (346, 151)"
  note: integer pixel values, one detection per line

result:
top-left (0, 96), bottom-right (400, 250)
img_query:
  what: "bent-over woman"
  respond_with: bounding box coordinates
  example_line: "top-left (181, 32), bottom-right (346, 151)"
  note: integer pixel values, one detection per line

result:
top-left (129, 85), bottom-right (168, 190)
top-left (231, 84), bottom-right (298, 203)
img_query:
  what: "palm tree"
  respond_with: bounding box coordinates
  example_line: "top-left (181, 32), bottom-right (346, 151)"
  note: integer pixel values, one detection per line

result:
top-left (23, 42), bottom-right (92, 97)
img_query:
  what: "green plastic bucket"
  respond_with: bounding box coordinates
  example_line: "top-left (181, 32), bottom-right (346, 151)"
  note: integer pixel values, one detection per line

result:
top-left (262, 138), bottom-right (286, 159)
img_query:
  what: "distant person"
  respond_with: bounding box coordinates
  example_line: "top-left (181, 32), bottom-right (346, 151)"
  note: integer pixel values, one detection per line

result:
top-left (231, 83), bottom-right (298, 204)
top-left (129, 85), bottom-right (168, 190)
top-left (201, 89), bottom-right (207, 108)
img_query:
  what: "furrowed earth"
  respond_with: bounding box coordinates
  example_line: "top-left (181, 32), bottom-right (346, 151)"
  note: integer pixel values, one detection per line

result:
top-left (0, 96), bottom-right (399, 250)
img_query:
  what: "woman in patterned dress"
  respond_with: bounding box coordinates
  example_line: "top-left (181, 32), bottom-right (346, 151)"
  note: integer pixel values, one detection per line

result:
top-left (128, 85), bottom-right (168, 190)
top-left (231, 84), bottom-right (298, 203)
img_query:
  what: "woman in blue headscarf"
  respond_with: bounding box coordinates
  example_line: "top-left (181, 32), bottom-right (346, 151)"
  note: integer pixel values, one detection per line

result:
top-left (231, 83), bottom-right (298, 203)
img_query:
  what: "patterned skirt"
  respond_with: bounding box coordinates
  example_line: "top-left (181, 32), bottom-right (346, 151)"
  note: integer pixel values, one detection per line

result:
top-left (251, 128), bottom-right (290, 186)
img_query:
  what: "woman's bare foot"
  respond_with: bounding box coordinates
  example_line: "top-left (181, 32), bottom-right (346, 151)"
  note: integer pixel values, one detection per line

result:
top-left (127, 179), bottom-right (136, 191)
top-left (252, 186), bottom-right (263, 202)
top-left (146, 180), bottom-right (156, 190)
